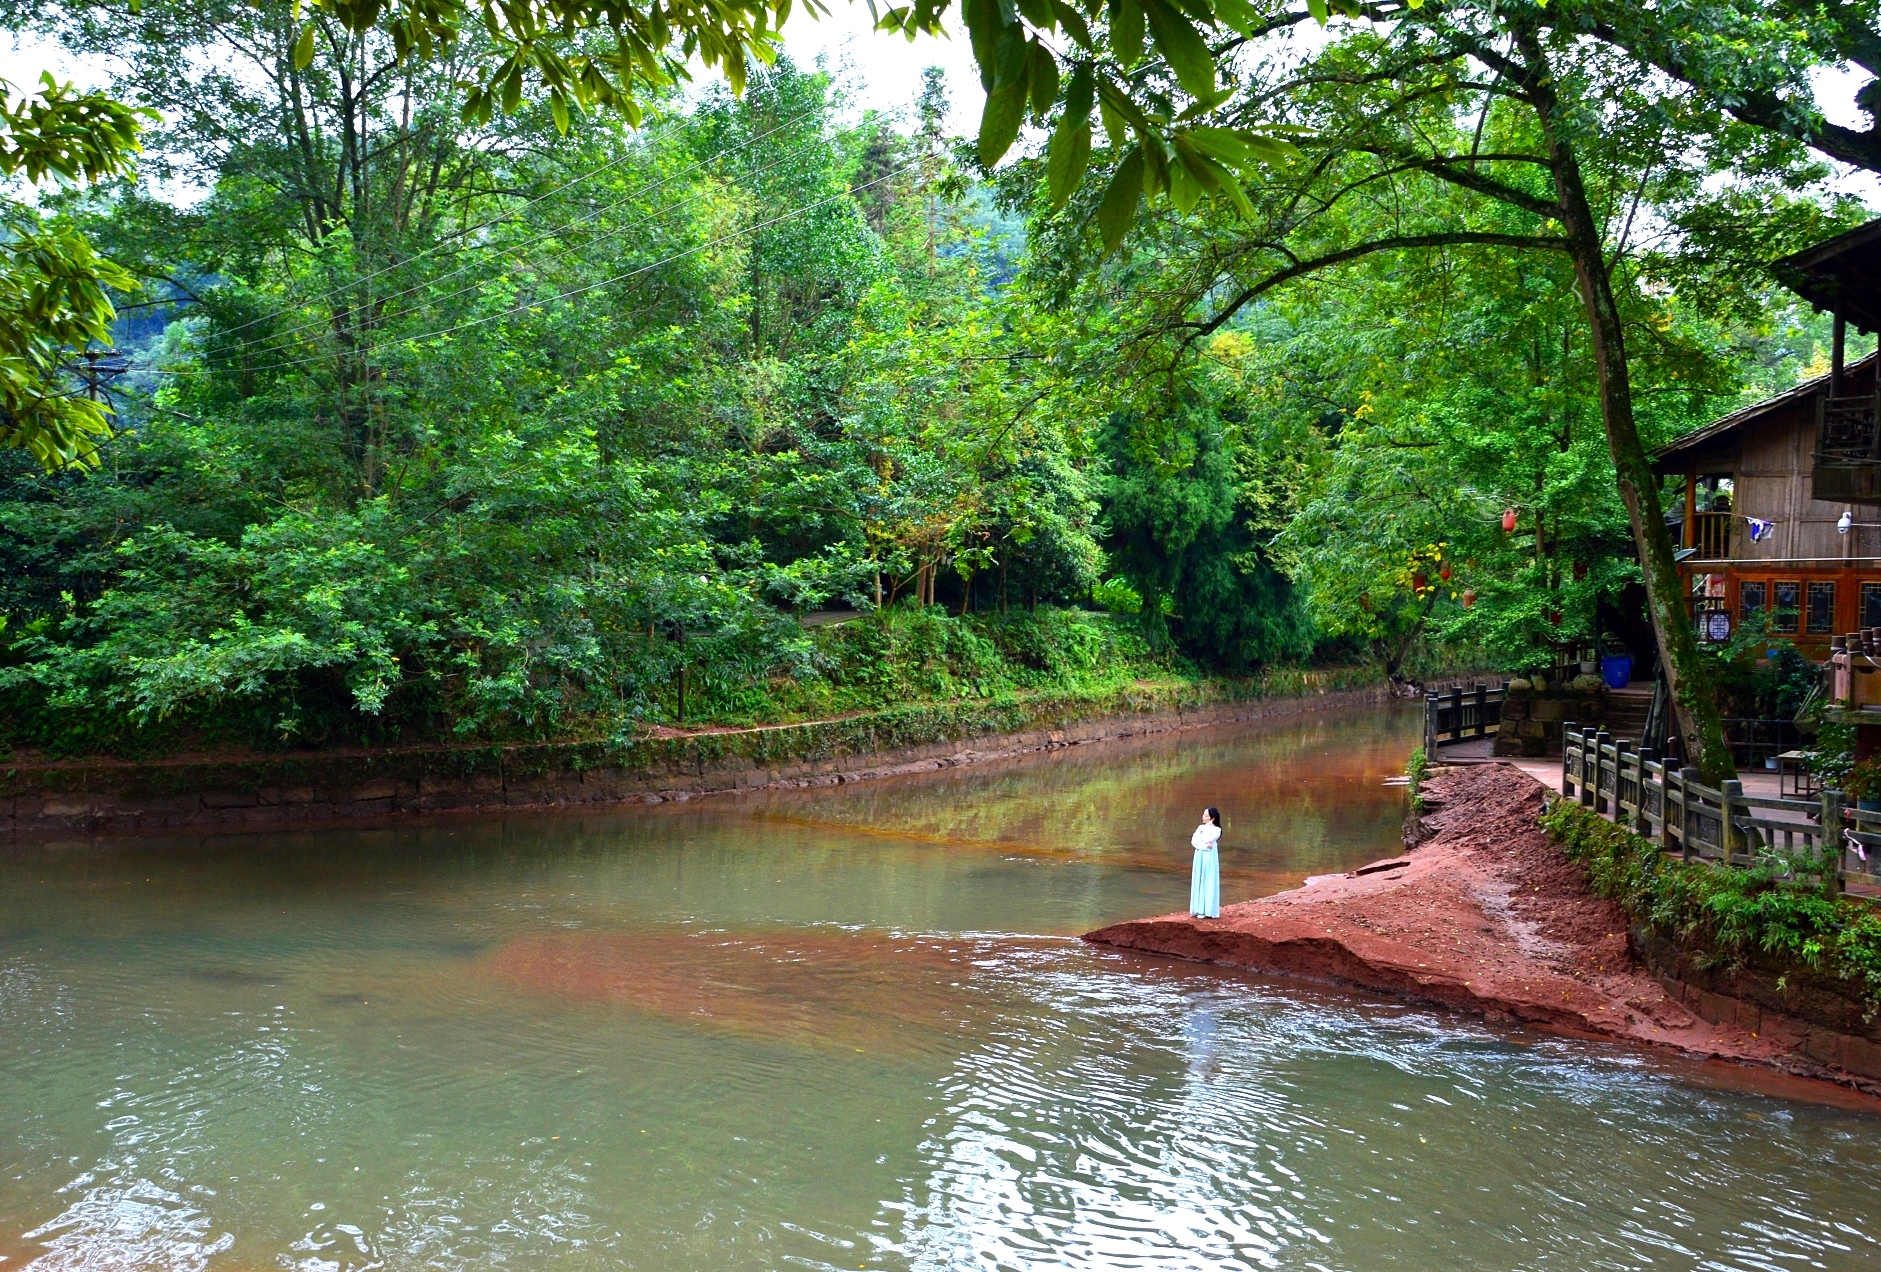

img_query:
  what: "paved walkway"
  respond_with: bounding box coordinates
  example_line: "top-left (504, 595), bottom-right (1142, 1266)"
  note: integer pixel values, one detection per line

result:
top-left (1433, 739), bottom-right (1790, 802)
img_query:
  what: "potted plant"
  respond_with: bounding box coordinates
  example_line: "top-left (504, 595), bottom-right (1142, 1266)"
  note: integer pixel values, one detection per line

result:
top-left (1846, 755), bottom-right (1881, 813)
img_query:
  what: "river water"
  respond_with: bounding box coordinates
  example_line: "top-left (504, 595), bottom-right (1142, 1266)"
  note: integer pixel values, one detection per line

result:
top-left (4, 704), bottom-right (1880, 1271)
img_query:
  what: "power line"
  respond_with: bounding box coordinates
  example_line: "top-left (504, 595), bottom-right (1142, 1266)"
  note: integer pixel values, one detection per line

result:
top-left (215, 106), bottom-right (821, 340)
top-left (179, 159), bottom-right (921, 381)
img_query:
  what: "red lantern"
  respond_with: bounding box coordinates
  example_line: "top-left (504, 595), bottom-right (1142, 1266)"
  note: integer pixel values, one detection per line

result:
top-left (1462, 588), bottom-right (1477, 609)
top-left (1502, 508), bottom-right (1518, 532)
top-left (1549, 609), bottom-right (1562, 625)
top-left (1439, 563), bottom-right (1452, 581)
top-left (1413, 572), bottom-right (1428, 592)
top-left (1573, 560), bottom-right (1587, 582)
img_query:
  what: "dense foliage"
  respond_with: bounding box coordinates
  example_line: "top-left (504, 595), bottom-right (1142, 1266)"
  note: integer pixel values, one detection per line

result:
top-left (1543, 797), bottom-right (1881, 1010)
top-left (0, 0), bottom-right (1871, 760)
top-left (0, 46), bottom-right (1315, 755)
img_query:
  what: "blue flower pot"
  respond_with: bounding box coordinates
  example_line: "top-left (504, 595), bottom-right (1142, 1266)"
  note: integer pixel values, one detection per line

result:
top-left (1600, 655), bottom-right (1633, 690)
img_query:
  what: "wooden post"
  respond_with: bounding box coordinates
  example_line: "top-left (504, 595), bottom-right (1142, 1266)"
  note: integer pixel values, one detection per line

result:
top-left (1449, 686), bottom-right (1463, 746)
top-left (1473, 682), bottom-right (1487, 738)
top-left (1720, 779), bottom-right (1743, 868)
top-left (1595, 730), bottom-right (1613, 815)
top-left (1637, 746), bottom-right (1659, 839)
top-left (1675, 765), bottom-right (1694, 861)
top-left (1683, 467), bottom-right (1696, 551)
top-left (1562, 719), bottom-right (1578, 797)
top-left (1824, 788), bottom-right (1846, 895)
top-left (1832, 304), bottom-right (1846, 398)
top-left (1424, 693), bottom-right (1438, 756)
top-left (1614, 739), bottom-right (1633, 822)
top-left (1872, 330), bottom-right (1881, 462)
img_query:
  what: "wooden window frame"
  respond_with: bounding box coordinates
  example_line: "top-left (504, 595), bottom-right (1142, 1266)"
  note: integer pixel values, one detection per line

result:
top-left (1772, 579), bottom-right (1802, 634)
top-left (1863, 580), bottom-right (1881, 630)
top-left (1807, 580), bottom-right (1837, 635)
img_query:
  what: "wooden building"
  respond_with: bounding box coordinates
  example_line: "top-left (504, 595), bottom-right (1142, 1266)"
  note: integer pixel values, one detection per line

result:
top-left (1653, 219), bottom-right (1881, 658)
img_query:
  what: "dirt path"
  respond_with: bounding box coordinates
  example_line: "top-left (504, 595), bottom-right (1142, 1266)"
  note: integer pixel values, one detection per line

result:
top-left (1085, 765), bottom-right (1878, 1093)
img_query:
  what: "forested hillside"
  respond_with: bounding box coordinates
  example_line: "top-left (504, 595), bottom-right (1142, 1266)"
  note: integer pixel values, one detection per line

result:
top-left (0, 0), bottom-right (1859, 759)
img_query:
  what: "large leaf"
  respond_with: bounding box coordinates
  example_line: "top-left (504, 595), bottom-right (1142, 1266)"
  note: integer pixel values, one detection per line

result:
top-left (1193, 150), bottom-right (1255, 218)
top-left (1108, 0), bottom-right (1145, 69)
top-left (1168, 147), bottom-right (1206, 213)
top-left (1097, 146), bottom-right (1144, 252)
top-left (964, 0), bottom-right (1002, 88)
top-left (1050, 0), bottom-right (1093, 48)
top-left (978, 80), bottom-right (1030, 166)
top-left (1046, 117), bottom-right (1094, 208)
top-left (1098, 94), bottom-right (1121, 147)
top-left (1136, 129), bottom-right (1170, 196)
top-left (993, 21), bottom-right (1030, 88)
top-left (1186, 124), bottom-right (1301, 168)
top-left (1140, 0), bottom-right (1216, 100)
top-left (1212, 0), bottom-right (1262, 35)
top-left (293, 23), bottom-right (317, 70)
top-left (1028, 42), bottom-right (1059, 119)
top-left (1064, 61), bottom-right (1095, 130)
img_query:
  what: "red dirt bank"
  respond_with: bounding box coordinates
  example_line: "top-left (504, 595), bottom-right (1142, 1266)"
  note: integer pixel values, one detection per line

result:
top-left (1084, 765), bottom-right (1881, 1094)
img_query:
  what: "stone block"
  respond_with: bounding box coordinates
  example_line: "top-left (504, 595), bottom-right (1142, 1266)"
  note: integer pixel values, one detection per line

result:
top-left (1841, 1034), bottom-right (1881, 1080)
top-left (1802, 1027), bottom-right (1843, 1068)
top-left (1529, 699), bottom-right (1567, 722)
top-left (1693, 989), bottom-right (1734, 1025)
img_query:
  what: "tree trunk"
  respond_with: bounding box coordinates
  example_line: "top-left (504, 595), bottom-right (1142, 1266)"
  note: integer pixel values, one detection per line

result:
top-left (1518, 28), bottom-right (1733, 781)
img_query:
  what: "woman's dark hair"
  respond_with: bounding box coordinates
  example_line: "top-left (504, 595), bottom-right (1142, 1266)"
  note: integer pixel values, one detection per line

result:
top-left (1204, 807), bottom-right (1221, 826)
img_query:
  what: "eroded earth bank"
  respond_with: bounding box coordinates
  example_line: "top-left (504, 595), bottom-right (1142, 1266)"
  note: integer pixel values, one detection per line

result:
top-left (1085, 765), bottom-right (1881, 1095)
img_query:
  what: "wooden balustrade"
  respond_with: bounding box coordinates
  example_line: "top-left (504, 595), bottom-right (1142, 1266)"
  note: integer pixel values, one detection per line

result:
top-left (1559, 724), bottom-right (1877, 894)
top-left (1422, 680), bottom-right (1506, 755)
top-left (1688, 510), bottom-right (1733, 559)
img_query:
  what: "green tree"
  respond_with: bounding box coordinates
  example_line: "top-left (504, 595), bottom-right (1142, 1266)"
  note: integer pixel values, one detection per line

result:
top-left (1, 74), bottom-right (146, 468)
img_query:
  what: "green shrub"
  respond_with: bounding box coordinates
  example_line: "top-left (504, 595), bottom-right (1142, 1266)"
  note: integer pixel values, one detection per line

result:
top-left (1541, 798), bottom-right (1881, 1009)
top-left (1406, 745), bottom-right (1427, 814)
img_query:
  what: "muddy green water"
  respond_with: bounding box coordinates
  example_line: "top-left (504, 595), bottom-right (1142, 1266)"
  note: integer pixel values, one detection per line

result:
top-left (4, 705), bottom-right (1880, 1272)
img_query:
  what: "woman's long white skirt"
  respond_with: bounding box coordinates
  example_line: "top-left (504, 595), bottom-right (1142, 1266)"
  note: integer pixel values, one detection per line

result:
top-left (1190, 847), bottom-right (1220, 918)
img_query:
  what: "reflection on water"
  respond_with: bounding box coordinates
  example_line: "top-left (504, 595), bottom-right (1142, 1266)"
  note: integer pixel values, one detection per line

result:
top-left (3, 703), bottom-right (1879, 1271)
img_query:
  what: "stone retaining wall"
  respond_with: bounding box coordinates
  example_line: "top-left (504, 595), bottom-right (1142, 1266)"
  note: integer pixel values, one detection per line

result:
top-left (2, 670), bottom-right (1386, 842)
top-left (1493, 685), bottom-right (1609, 757)
top-left (1634, 930), bottom-right (1881, 1082)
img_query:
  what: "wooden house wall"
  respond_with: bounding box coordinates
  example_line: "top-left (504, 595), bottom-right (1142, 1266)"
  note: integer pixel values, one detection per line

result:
top-left (1713, 359), bottom-right (1881, 561)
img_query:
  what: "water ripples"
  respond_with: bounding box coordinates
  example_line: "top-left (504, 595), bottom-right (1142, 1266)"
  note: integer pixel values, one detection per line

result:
top-left (6, 708), bottom-right (1881, 1270)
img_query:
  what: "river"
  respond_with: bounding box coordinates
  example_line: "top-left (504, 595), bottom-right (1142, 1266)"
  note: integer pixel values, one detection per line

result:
top-left (3, 704), bottom-right (1879, 1270)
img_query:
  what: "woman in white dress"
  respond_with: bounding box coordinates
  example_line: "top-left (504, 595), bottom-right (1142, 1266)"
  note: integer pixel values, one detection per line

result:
top-left (1190, 807), bottom-right (1222, 919)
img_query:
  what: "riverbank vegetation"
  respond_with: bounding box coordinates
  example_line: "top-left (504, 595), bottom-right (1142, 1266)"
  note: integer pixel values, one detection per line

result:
top-left (1, 2), bottom-right (1875, 761)
top-left (1543, 797), bottom-right (1881, 1010)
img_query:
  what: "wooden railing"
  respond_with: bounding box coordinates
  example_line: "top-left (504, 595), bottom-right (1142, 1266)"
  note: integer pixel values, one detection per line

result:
top-left (1560, 723), bottom-right (1881, 894)
top-left (1688, 510), bottom-right (1732, 559)
top-left (1424, 681), bottom-right (1506, 753)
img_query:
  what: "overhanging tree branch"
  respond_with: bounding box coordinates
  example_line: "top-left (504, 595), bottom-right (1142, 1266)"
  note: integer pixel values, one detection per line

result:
top-left (1175, 231), bottom-right (1572, 345)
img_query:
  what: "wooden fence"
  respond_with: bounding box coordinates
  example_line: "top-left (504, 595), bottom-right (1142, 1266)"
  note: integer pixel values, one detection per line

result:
top-left (1423, 681), bottom-right (1507, 754)
top-left (1560, 723), bottom-right (1881, 894)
